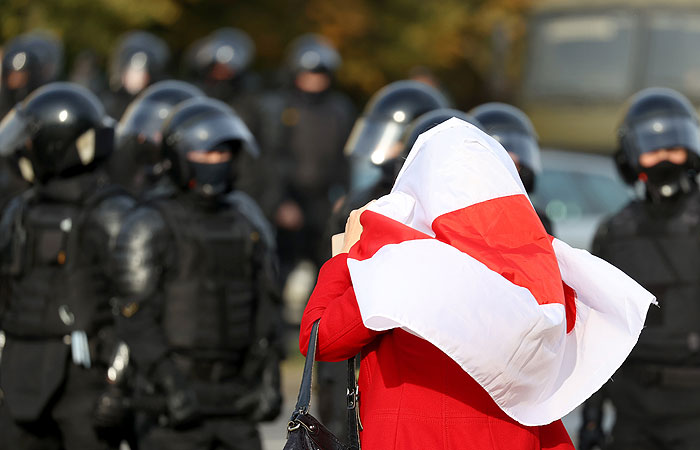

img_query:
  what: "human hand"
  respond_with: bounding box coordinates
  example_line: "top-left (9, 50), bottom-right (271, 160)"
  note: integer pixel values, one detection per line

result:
top-left (341, 200), bottom-right (375, 254)
top-left (93, 385), bottom-right (129, 429)
top-left (275, 201), bottom-right (304, 231)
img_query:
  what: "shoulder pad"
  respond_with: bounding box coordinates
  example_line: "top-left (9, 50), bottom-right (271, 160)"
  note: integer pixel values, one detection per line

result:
top-left (88, 194), bottom-right (137, 246)
top-left (121, 205), bottom-right (169, 238)
top-left (112, 205), bottom-right (169, 300)
top-left (223, 191), bottom-right (276, 248)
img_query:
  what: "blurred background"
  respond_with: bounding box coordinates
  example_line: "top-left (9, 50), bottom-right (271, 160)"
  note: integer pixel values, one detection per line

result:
top-left (0, 0), bottom-right (529, 107)
top-left (7, 0), bottom-right (700, 250)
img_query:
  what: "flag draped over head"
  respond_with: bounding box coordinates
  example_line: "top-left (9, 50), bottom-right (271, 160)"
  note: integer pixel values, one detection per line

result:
top-left (346, 118), bottom-right (655, 426)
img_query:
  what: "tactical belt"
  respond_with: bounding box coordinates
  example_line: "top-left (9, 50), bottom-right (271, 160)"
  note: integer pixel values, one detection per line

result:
top-left (623, 364), bottom-right (700, 388)
top-left (172, 352), bottom-right (241, 382)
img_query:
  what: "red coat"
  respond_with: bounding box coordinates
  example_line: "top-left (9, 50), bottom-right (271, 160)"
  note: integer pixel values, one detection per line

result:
top-left (300, 253), bottom-right (575, 450)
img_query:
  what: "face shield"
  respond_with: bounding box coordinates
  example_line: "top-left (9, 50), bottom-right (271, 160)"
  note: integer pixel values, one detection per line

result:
top-left (116, 99), bottom-right (172, 159)
top-left (119, 52), bottom-right (152, 95)
top-left (490, 130), bottom-right (542, 174)
top-left (185, 146), bottom-right (236, 197)
top-left (0, 107), bottom-right (31, 158)
top-left (178, 113), bottom-right (259, 158)
top-left (344, 117), bottom-right (405, 192)
top-left (625, 115), bottom-right (700, 171)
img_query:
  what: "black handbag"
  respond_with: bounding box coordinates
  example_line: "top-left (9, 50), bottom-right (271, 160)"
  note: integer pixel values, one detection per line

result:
top-left (283, 320), bottom-right (361, 450)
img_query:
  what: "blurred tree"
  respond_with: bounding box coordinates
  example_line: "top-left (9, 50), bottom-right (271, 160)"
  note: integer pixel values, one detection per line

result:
top-left (0, 0), bottom-right (532, 107)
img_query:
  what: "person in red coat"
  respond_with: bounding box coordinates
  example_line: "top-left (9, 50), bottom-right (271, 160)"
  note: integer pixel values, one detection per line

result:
top-left (299, 205), bottom-right (575, 450)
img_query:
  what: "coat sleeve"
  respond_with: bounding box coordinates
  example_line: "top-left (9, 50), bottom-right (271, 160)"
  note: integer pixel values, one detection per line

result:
top-left (299, 253), bottom-right (383, 362)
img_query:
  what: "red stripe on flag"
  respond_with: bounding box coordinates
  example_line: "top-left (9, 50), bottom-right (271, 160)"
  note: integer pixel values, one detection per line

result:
top-left (349, 210), bottom-right (432, 261)
top-left (562, 282), bottom-right (577, 334)
top-left (431, 194), bottom-right (565, 307)
top-left (350, 194), bottom-right (574, 331)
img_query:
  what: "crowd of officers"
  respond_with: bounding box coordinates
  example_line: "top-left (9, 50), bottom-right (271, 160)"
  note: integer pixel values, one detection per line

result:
top-left (0, 27), bottom-right (698, 450)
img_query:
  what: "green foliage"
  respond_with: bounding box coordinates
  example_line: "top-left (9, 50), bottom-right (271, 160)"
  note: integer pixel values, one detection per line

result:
top-left (0, 0), bottom-right (532, 107)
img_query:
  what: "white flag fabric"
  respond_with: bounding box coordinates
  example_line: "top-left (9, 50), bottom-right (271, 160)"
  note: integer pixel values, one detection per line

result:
top-left (346, 118), bottom-right (655, 426)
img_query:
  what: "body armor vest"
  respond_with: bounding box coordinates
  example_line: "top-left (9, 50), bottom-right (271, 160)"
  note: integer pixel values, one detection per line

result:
top-left (155, 196), bottom-right (258, 366)
top-left (595, 190), bottom-right (700, 365)
top-left (0, 189), bottom-right (114, 339)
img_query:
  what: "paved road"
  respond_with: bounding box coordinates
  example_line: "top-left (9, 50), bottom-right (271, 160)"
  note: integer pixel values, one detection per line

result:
top-left (261, 356), bottom-right (306, 450)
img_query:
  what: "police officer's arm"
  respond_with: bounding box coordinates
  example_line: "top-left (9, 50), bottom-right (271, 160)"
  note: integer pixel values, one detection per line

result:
top-left (231, 192), bottom-right (284, 421)
top-left (578, 220), bottom-right (611, 450)
top-left (82, 194), bottom-right (137, 268)
top-left (111, 205), bottom-right (171, 370)
top-left (111, 205), bottom-right (199, 425)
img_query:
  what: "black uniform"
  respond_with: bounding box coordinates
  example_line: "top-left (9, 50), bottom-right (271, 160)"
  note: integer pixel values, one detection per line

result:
top-left (592, 191), bottom-right (700, 449)
top-left (0, 83), bottom-right (134, 450)
top-left (584, 87), bottom-right (700, 450)
top-left (111, 98), bottom-right (282, 450)
top-left (248, 34), bottom-right (355, 275)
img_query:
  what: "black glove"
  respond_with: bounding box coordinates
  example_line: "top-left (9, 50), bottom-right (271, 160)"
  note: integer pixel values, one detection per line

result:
top-left (94, 385), bottom-right (129, 429)
top-left (580, 389), bottom-right (607, 450)
top-left (154, 359), bottom-right (200, 428)
top-left (250, 352), bottom-right (282, 422)
top-left (579, 421), bottom-right (606, 450)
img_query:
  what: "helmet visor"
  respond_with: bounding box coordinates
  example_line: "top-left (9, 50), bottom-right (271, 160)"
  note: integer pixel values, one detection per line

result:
top-left (490, 130), bottom-right (542, 174)
top-left (0, 108), bottom-right (30, 157)
top-left (117, 99), bottom-right (174, 146)
top-left (178, 114), bottom-right (259, 157)
top-left (344, 117), bottom-right (404, 165)
top-left (628, 115), bottom-right (700, 164)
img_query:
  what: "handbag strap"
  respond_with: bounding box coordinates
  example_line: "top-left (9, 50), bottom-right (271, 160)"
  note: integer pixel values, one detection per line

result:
top-left (293, 320), bottom-right (320, 414)
top-left (292, 319), bottom-right (361, 449)
top-left (346, 355), bottom-right (361, 450)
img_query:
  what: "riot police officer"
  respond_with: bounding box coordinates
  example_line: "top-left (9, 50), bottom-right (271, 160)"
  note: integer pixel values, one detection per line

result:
top-left (582, 87), bottom-right (700, 450)
top-left (0, 31), bottom-right (64, 117)
top-left (343, 80), bottom-right (449, 194)
top-left (470, 102), bottom-right (552, 233)
top-left (108, 80), bottom-right (204, 197)
top-left (184, 27), bottom-right (260, 116)
top-left (0, 82), bottom-right (134, 450)
top-left (248, 34), bottom-right (355, 273)
top-left (332, 107), bottom-right (479, 239)
top-left (330, 80), bottom-right (451, 239)
top-left (111, 97), bottom-right (282, 450)
top-left (103, 31), bottom-right (170, 119)
top-left (0, 32), bottom-right (64, 210)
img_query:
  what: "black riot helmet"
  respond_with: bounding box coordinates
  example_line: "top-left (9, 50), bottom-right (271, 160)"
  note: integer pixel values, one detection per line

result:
top-left (112, 80), bottom-right (205, 193)
top-left (161, 97), bottom-right (258, 197)
top-left (0, 82), bottom-right (113, 184)
top-left (286, 33), bottom-right (341, 75)
top-left (185, 28), bottom-right (255, 82)
top-left (2, 31), bottom-right (64, 104)
top-left (345, 80), bottom-right (449, 192)
top-left (109, 31), bottom-right (170, 96)
top-left (471, 102), bottom-right (541, 192)
top-left (617, 87), bottom-right (700, 183)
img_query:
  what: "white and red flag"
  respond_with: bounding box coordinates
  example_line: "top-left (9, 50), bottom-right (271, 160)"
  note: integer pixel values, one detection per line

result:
top-left (346, 118), bottom-right (655, 426)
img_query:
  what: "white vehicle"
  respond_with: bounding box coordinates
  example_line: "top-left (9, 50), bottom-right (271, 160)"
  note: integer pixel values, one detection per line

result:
top-left (531, 149), bottom-right (632, 250)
